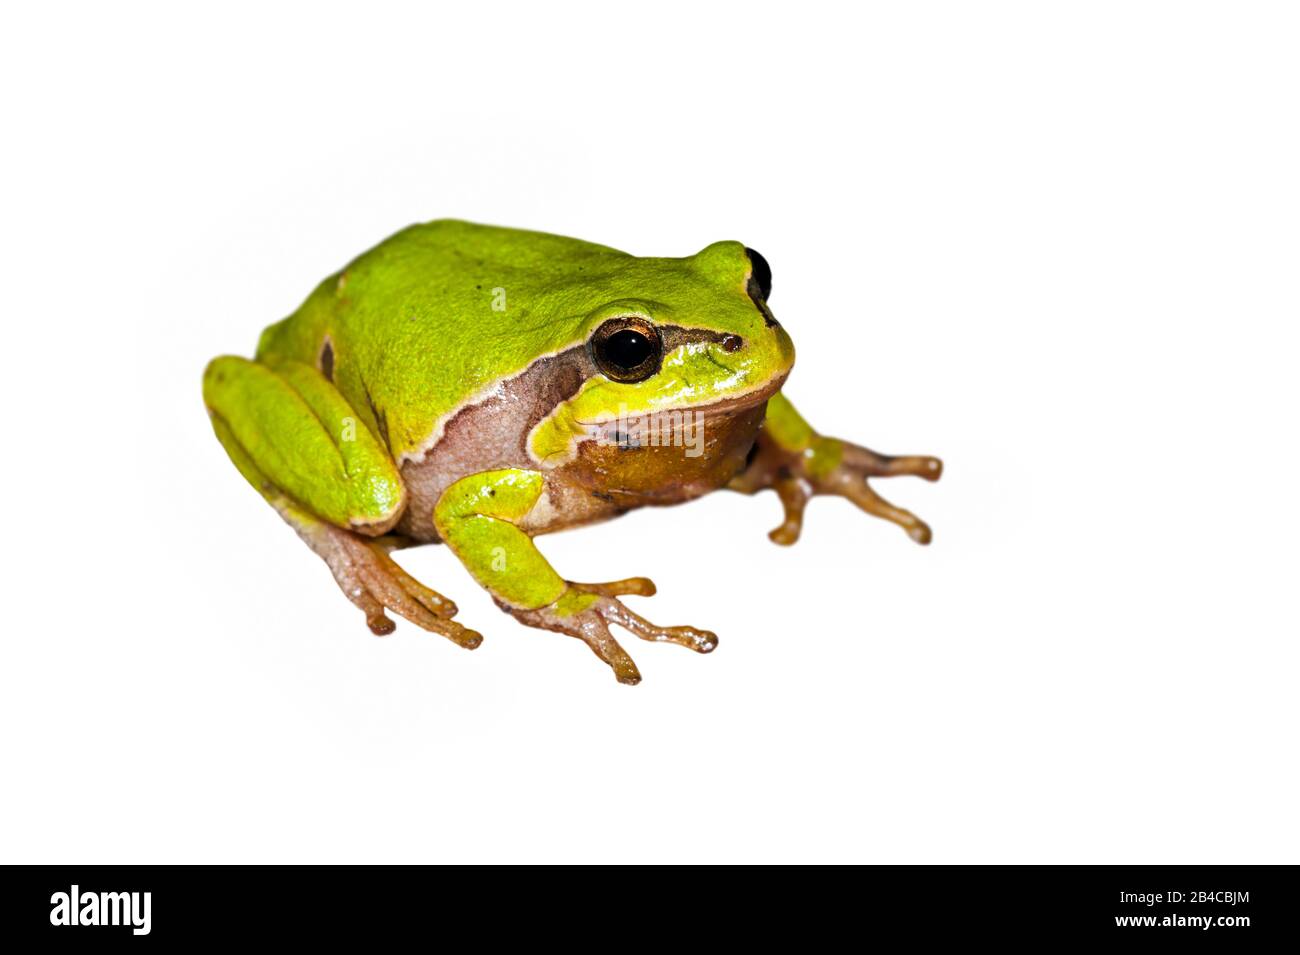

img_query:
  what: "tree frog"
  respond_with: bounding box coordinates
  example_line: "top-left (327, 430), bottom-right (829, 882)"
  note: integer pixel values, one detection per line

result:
top-left (203, 221), bottom-right (942, 684)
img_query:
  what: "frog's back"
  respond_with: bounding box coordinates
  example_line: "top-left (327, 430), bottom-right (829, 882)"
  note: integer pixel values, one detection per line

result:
top-left (256, 220), bottom-right (634, 461)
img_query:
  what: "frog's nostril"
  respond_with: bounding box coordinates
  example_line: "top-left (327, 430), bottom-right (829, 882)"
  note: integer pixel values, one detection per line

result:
top-left (721, 335), bottom-right (743, 353)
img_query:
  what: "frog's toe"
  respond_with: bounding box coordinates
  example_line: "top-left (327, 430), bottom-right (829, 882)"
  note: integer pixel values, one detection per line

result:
top-left (300, 520), bottom-right (481, 649)
top-left (510, 590), bottom-right (715, 683)
top-left (515, 603), bottom-right (643, 684)
top-left (823, 469), bottom-right (934, 545)
top-left (579, 619), bottom-right (643, 685)
top-left (568, 576), bottom-right (657, 598)
top-left (840, 445), bottom-right (943, 483)
top-left (768, 475), bottom-right (812, 546)
top-left (351, 549), bottom-right (482, 648)
top-left (602, 598), bottom-right (719, 654)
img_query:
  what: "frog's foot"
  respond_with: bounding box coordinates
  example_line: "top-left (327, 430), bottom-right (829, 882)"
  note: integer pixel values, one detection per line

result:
top-left (732, 437), bottom-right (942, 546)
top-left (510, 584), bottom-right (717, 685)
top-left (291, 515), bottom-right (482, 649)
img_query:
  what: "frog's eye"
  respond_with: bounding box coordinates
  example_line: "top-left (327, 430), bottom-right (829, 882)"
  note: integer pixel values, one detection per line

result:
top-left (745, 247), bottom-right (772, 301)
top-left (590, 317), bottom-right (663, 383)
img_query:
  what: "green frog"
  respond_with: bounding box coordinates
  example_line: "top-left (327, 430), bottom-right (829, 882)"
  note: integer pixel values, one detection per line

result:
top-left (203, 220), bottom-right (942, 683)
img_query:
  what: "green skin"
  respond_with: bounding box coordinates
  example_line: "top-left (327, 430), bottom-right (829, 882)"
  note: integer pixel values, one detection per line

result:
top-left (204, 220), bottom-right (942, 684)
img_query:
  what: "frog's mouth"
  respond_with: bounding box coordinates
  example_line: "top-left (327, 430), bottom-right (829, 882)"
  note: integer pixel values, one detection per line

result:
top-left (577, 369), bottom-right (788, 449)
top-left (682, 369), bottom-right (790, 419)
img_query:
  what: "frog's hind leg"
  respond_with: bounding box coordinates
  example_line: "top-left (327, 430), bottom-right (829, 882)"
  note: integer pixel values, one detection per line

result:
top-left (204, 357), bottom-right (480, 649)
top-left (210, 414), bottom-right (479, 647)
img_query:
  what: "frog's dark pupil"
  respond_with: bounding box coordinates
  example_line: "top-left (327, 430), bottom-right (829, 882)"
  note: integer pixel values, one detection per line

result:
top-left (590, 319), bottom-right (663, 382)
top-left (603, 329), bottom-right (652, 370)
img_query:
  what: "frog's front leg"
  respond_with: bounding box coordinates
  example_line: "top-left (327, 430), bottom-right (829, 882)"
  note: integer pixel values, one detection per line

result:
top-left (434, 469), bottom-right (717, 684)
top-left (203, 356), bottom-right (480, 647)
top-left (730, 392), bottom-right (943, 545)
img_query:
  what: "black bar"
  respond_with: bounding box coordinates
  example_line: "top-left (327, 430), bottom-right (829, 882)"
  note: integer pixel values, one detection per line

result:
top-left (5, 865), bottom-right (1293, 944)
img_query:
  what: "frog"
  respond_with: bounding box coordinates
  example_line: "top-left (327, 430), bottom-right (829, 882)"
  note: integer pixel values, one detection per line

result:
top-left (203, 220), bottom-right (942, 684)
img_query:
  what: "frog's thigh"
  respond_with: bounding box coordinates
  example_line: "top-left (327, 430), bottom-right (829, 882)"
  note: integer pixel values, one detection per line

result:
top-left (202, 355), bottom-right (404, 533)
top-left (433, 469), bottom-right (567, 610)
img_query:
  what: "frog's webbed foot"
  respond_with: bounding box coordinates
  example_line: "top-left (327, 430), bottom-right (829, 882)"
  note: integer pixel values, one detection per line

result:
top-left (292, 515), bottom-right (482, 649)
top-left (732, 434), bottom-right (942, 546)
top-left (510, 581), bottom-right (718, 685)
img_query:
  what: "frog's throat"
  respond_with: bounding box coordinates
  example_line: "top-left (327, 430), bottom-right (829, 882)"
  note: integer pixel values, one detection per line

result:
top-left (526, 368), bottom-right (789, 469)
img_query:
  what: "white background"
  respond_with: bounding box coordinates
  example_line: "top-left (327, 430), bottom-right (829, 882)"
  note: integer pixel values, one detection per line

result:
top-left (3, 2), bottom-right (1297, 863)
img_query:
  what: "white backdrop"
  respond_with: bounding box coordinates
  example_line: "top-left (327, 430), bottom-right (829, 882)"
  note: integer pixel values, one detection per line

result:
top-left (3, 2), bottom-right (1297, 863)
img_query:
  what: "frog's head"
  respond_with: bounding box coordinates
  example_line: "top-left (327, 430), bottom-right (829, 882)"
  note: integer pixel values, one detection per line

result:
top-left (530, 241), bottom-right (796, 502)
top-left (582, 241), bottom-right (794, 401)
